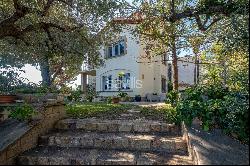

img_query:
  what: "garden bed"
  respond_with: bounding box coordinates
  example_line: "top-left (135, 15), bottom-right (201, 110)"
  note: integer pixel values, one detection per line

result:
top-left (66, 102), bottom-right (135, 119)
top-left (66, 102), bottom-right (177, 123)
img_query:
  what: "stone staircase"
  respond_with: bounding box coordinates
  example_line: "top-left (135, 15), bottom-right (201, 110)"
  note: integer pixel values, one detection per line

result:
top-left (17, 117), bottom-right (193, 165)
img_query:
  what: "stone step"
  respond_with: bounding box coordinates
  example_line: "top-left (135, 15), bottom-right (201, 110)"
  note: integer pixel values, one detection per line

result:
top-left (55, 118), bottom-right (180, 134)
top-left (17, 146), bottom-right (193, 165)
top-left (39, 131), bottom-right (187, 153)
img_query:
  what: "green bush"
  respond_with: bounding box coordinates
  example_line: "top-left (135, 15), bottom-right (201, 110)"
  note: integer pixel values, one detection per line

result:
top-left (106, 96), bottom-right (112, 104)
top-left (176, 85), bottom-right (249, 143)
top-left (221, 93), bottom-right (249, 143)
top-left (10, 104), bottom-right (36, 121)
top-left (140, 105), bottom-right (178, 123)
top-left (118, 92), bottom-right (128, 98)
top-left (67, 86), bottom-right (82, 102)
top-left (86, 84), bottom-right (98, 102)
top-left (166, 90), bottom-right (179, 107)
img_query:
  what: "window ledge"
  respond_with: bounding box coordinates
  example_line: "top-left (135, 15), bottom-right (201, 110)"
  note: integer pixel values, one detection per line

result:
top-left (104, 53), bottom-right (126, 60)
top-left (98, 90), bottom-right (133, 93)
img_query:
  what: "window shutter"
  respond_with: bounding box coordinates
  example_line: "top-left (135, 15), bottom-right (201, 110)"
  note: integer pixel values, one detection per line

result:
top-left (124, 36), bottom-right (128, 55)
top-left (104, 46), bottom-right (107, 59)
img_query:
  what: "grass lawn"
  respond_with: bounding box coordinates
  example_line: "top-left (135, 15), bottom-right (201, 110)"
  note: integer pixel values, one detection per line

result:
top-left (66, 102), bottom-right (178, 123)
top-left (139, 104), bottom-right (177, 123)
top-left (66, 102), bottom-right (135, 119)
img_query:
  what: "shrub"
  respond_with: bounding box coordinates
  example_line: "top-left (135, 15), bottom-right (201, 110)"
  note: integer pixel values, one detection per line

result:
top-left (176, 85), bottom-right (249, 143)
top-left (166, 90), bottom-right (179, 107)
top-left (221, 93), bottom-right (249, 143)
top-left (106, 96), bottom-right (112, 104)
top-left (118, 92), bottom-right (128, 98)
top-left (10, 104), bottom-right (36, 121)
top-left (140, 105), bottom-right (177, 123)
top-left (86, 84), bottom-right (98, 102)
top-left (67, 86), bottom-right (82, 102)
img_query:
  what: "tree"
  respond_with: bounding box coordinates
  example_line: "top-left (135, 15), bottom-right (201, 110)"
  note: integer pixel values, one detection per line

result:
top-left (134, 1), bottom-right (191, 90)
top-left (0, 0), bottom-right (130, 86)
top-left (133, 0), bottom-right (248, 90)
top-left (201, 43), bottom-right (249, 93)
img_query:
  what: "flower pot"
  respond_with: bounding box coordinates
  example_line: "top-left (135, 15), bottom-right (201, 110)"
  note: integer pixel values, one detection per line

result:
top-left (0, 95), bottom-right (17, 104)
top-left (112, 97), bottom-right (120, 104)
top-left (120, 97), bottom-right (126, 102)
top-left (135, 95), bottom-right (141, 102)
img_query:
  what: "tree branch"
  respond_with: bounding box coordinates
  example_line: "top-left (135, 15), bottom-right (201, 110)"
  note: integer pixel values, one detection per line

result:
top-left (41, 0), bottom-right (55, 16)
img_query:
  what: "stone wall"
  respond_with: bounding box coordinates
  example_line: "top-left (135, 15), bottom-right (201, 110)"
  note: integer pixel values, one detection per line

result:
top-left (0, 103), bottom-right (66, 165)
top-left (181, 121), bottom-right (199, 165)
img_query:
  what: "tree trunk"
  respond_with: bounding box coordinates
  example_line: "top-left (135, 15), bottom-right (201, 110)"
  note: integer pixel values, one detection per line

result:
top-left (171, 35), bottom-right (178, 91)
top-left (197, 58), bottom-right (200, 84)
top-left (194, 53), bottom-right (198, 84)
top-left (40, 54), bottom-right (51, 86)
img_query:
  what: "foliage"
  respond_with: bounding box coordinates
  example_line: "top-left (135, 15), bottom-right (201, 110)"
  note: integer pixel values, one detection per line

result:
top-left (165, 90), bottom-right (179, 107)
top-left (176, 84), bottom-right (249, 143)
top-left (175, 42), bottom-right (249, 143)
top-left (118, 92), bottom-right (128, 98)
top-left (140, 105), bottom-right (177, 123)
top-left (86, 84), bottom-right (99, 102)
top-left (106, 96), bottom-right (113, 104)
top-left (9, 104), bottom-right (36, 121)
top-left (14, 83), bottom-right (60, 94)
top-left (0, 69), bottom-right (27, 95)
top-left (0, 0), bottom-right (130, 86)
top-left (167, 81), bottom-right (173, 92)
top-left (222, 93), bottom-right (249, 143)
top-left (66, 102), bottom-right (134, 118)
top-left (67, 86), bottom-right (82, 102)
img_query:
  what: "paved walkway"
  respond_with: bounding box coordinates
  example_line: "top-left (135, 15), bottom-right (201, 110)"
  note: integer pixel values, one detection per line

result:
top-left (189, 122), bottom-right (249, 165)
top-left (120, 102), bottom-right (167, 107)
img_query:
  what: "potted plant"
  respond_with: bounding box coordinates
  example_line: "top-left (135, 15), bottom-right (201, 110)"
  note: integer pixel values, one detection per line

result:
top-left (0, 93), bottom-right (17, 104)
top-left (118, 92), bottom-right (128, 102)
top-left (135, 95), bottom-right (141, 102)
top-left (112, 96), bottom-right (120, 103)
top-left (124, 95), bottom-right (131, 102)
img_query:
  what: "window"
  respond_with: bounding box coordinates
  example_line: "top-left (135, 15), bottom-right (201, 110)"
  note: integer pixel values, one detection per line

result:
top-left (119, 40), bottom-right (125, 55)
top-left (108, 46), bottom-right (112, 58)
top-left (119, 73), bottom-right (130, 90)
top-left (108, 75), bottom-right (112, 89)
top-left (161, 77), bottom-right (166, 93)
top-left (102, 75), bottom-right (112, 91)
top-left (102, 76), bottom-right (107, 90)
top-left (114, 44), bottom-right (119, 56)
top-left (106, 39), bottom-right (126, 58)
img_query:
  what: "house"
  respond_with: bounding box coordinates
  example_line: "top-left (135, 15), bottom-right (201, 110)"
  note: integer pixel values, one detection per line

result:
top-left (168, 55), bottom-right (200, 91)
top-left (80, 16), bottom-right (168, 101)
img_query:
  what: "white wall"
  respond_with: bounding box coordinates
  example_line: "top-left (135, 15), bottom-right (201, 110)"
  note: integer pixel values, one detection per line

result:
top-left (138, 38), bottom-right (168, 99)
top-left (94, 24), bottom-right (167, 99)
top-left (177, 56), bottom-right (196, 91)
top-left (95, 25), bottom-right (140, 97)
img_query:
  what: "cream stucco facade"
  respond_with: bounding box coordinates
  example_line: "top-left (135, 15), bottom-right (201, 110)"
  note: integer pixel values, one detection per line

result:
top-left (86, 24), bottom-right (168, 101)
top-left (168, 55), bottom-right (199, 91)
